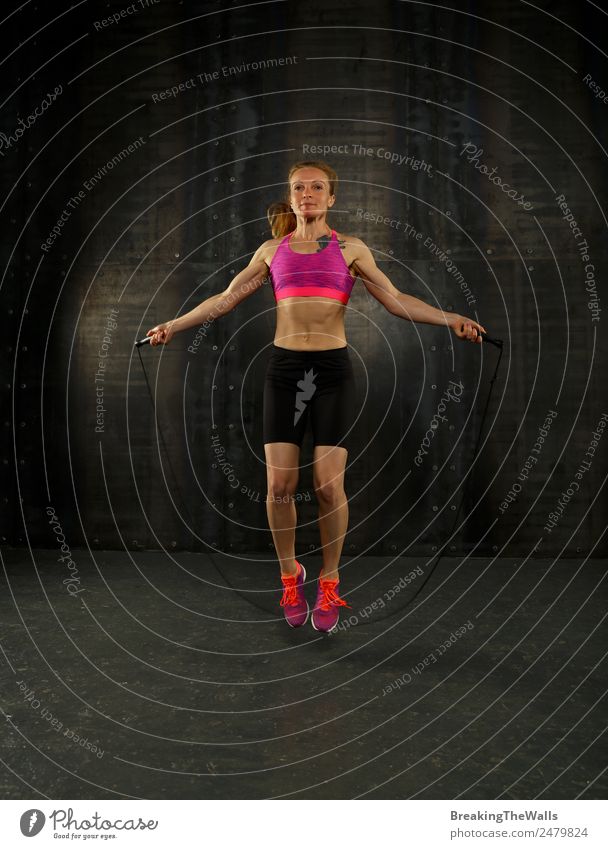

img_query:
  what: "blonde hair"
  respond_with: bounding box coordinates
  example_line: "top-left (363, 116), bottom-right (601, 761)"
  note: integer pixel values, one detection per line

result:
top-left (267, 160), bottom-right (338, 239)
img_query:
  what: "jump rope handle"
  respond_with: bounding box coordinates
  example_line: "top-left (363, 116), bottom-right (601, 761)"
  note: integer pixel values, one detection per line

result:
top-left (479, 330), bottom-right (503, 349)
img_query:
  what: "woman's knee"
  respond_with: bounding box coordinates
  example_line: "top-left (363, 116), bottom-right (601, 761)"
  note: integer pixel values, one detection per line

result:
top-left (267, 475), bottom-right (299, 501)
top-left (314, 479), bottom-right (345, 504)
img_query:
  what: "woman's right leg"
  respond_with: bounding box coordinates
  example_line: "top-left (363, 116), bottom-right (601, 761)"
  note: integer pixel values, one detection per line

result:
top-left (264, 442), bottom-right (300, 577)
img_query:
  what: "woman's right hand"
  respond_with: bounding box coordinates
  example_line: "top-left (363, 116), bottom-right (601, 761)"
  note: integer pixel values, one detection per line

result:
top-left (146, 321), bottom-right (175, 346)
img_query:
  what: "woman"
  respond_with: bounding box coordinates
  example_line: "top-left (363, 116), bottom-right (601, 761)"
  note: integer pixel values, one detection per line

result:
top-left (147, 159), bottom-right (486, 634)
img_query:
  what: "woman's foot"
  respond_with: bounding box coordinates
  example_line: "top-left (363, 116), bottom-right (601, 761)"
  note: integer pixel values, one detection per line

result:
top-left (279, 560), bottom-right (309, 627)
top-left (311, 575), bottom-right (350, 633)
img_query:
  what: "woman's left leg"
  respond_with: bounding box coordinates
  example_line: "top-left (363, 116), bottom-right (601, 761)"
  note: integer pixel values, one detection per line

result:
top-left (312, 445), bottom-right (349, 581)
top-left (310, 347), bottom-right (356, 581)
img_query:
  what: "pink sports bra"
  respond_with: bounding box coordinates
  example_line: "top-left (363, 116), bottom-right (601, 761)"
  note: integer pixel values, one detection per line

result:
top-left (269, 229), bottom-right (355, 305)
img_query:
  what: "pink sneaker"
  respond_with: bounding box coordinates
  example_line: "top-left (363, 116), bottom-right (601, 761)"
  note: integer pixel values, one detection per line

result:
top-left (279, 560), bottom-right (309, 627)
top-left (311, 576), bottom-right (351, 633)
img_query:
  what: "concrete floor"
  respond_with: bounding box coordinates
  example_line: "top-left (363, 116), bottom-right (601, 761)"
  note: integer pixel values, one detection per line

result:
top-left (0, 548), bottom-right (606, 799)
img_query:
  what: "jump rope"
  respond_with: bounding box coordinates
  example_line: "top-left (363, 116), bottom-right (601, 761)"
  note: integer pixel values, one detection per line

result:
top-left (135, 328), bottom-right (503, 627)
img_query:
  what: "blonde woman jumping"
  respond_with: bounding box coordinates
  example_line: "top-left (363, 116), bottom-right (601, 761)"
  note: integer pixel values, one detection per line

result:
top-left (147, 159), bottom-right (486, 634)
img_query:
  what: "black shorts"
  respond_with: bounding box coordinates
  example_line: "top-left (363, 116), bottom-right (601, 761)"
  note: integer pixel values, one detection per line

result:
top-left (263, 344), bottom-right (356, 448)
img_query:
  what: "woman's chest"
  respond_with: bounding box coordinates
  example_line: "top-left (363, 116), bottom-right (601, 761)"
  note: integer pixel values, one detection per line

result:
top-left (265, 235), bottom-right (357, 280)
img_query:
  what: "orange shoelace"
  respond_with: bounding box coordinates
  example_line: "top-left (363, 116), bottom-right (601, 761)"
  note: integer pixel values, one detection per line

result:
top-left (317, 579), bottom-right (351, 611)
top-left (280, 573), bottom-right (299, 607)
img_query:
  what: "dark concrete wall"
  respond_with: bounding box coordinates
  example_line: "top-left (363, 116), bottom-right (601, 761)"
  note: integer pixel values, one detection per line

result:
top-left (2, 0), bottom-right (606, 556)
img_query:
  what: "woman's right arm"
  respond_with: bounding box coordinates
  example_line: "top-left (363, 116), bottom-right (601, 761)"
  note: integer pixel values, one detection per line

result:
top-left (147, 243), bottom-right (270, 345)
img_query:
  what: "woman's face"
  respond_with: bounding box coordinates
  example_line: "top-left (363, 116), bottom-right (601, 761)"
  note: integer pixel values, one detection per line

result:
top-left (289, 168), bottom-right (335, 218)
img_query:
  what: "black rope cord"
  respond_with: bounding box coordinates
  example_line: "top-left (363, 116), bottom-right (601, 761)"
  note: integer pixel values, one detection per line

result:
top-left (136, 345), bottom-right (276, 619)
top-left (136, 336), bottom-right (503, 627)
top-left (352, 336), bottom-right (503, 626)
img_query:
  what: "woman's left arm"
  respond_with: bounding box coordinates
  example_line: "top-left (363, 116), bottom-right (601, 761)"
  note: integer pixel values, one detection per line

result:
top-left (351, 238), bottom-right (486, 343)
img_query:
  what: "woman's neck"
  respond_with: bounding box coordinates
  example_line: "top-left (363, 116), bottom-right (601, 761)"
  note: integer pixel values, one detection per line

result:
top-left (292, 219), bottom-right (331, 242)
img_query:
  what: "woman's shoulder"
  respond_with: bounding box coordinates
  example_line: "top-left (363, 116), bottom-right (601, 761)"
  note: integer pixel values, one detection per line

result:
top-left (333, 230), bottom-right (366, 259)
top-left (334, 230), bottom-right (365, 247)
top-left (260, 236), bottom-right (287, 267)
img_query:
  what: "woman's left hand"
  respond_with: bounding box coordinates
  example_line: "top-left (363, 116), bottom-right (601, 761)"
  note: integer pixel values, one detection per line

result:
top-left (449, 314), bottom-right (487, 343)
